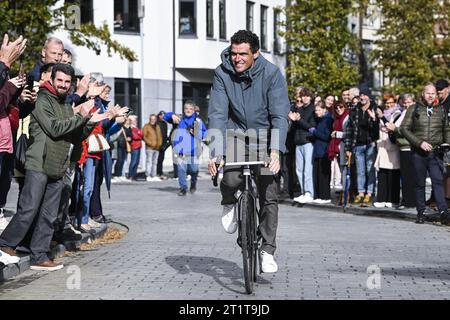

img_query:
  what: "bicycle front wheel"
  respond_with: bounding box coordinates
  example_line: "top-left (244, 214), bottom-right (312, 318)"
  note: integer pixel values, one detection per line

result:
top-left (239, 191), bottom-right (257, 294)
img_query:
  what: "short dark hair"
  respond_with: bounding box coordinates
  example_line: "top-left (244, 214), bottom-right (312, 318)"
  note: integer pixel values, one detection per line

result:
top-left (299, 87), bottom-right (313, 98)
top-left (51, 63), bottom-right (75, 81)
top-left (230, 30), bottom-right (260, 53)
top-left (40, 63), bottom-right (56, 77)
top-left (63, 49), bottom-right (72, 57)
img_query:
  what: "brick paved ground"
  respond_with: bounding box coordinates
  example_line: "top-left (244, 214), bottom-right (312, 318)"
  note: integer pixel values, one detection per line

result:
top-left (1, 171), bottom-right (450, 300)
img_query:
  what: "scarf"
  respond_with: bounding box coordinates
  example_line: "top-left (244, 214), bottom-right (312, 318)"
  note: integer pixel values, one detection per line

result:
top-left (327, 110), bottom-right (348, 161)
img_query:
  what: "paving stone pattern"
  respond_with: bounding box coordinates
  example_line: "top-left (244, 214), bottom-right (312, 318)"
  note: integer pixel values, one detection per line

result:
top-left (1, 174), bottom-right (450, 300)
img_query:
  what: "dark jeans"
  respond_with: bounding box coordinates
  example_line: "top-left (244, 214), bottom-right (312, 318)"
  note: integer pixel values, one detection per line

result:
top-left (157, 147), bottom-right (165, 176)
top-left (313, 156), bottom-right (331, 200)
top-left (376, 168), bottom-right (400, 204)
top-left (0, 152), bottom-right (14, 208)
top-left (413, 151), bottom-right (447, 213)
top-left (90, 158), bottom-right (103, 218)
top-left (55, 165), bottom-right (76, 233)
top-left (0, 170), bottom-right (63, 264)
top-left (129, 149), bottom-right (140, 178)
top-left (220, 165), bottom-right (279, 255)
top-left (114, 146), bottom-right (127, 176)
top-left (400, 150), bottom-right (416, 207)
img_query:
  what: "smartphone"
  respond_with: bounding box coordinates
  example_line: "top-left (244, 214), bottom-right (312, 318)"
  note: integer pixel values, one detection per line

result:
top-left (18, 63), bottom-right (24, 78)
top-left (26, 75), bottom-right (34, 91)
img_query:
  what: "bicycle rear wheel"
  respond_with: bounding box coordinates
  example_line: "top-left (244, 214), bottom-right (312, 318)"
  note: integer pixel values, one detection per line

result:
top-left (239, 191), bottom-right (257, 294)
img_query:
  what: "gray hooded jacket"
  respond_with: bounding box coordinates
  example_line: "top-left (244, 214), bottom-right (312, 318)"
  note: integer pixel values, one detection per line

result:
top-left (207, 47), bottom-right (290, 157)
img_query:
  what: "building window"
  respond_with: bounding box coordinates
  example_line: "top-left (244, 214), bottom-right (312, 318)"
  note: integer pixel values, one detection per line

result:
top-left (206, 0), bottom-right (214, 38)
top-left (273, 9), bottom-right (282, 54)
top-left (115, 78), bottom-right (141, 126)
top-left (246, 1), bottom-right (254, 32)
top-left (65, 0), bottom-right (93, 24)
top-left (114, 0), bottom-right (140, 33)
top-left (260, 5), bottom-right (268, 51)
top-left (219, 0), bottom-right (226, 39)
top-left (179, 0), bottom-right (196, 36)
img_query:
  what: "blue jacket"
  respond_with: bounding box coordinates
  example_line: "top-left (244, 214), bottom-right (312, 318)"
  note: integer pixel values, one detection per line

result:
top-left (164, 112), bottom-right (207, 157)
top-left (312, 112), bottom-right (333, 158)
top-left (208, 47), bottom-right (290, 156)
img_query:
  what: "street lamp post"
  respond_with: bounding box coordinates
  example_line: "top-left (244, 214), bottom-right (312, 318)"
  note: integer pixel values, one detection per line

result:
top-left (139, 0), bottom-right (145, 122)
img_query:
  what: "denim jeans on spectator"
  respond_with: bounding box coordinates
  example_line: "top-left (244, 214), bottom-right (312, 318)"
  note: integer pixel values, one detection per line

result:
top-left (354, 143), bottom-right (377, 194)
top-left (80, 158), bottom-right (96, 225)
top-left (176, 155), bottom-right (199, 191)
top-left (114, 146), bottom-right (127, 177)
top-left (0, 170), bottom-right (63, 264)
top-left (295, 143), bottom-right (314, 197)
top-left (145, 149), bottom-right (159, 177)
top-left (0, 152), bottom-right (14, 208)
top-left (129, 149), bottom-right (140, 178)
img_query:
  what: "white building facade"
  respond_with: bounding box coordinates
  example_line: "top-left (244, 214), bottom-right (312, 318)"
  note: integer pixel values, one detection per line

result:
top-left (55, 0), bottom-right (287, 125)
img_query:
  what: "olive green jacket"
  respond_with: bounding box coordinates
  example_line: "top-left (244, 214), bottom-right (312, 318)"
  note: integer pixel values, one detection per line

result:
top-left (25, 88), bottom-right (92, 179)
top-left (400, 102), bottom-right (450, 153)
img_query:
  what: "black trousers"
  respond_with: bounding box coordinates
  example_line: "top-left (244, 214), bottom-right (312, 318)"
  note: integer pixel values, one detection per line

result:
top-left (313, 156), bottom-right (331, 200)
top-left (413, 151), bottom-right (447, 213)
top-left (0, 152), bottom-right (14, 208)
top-left (220, 165), bottom-right (279, 255)
top-left (157, 147), bottom-right (165, 176)
top-left (0, 170), bottom-right (63, 264)
top-left (376, 168), bottom-right (400, 204)
top-left (280, 152), bottom-right (296, 198)
top-left (399, 150), bottom-right (415, 207)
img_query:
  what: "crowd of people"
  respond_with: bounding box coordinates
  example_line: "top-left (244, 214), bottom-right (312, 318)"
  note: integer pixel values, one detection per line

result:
top-left (280, 82), bottom-right (450, 227)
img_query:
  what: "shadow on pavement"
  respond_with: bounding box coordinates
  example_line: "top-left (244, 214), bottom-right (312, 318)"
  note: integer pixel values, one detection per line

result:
top-left (165, 255), bottom-right (270, 295)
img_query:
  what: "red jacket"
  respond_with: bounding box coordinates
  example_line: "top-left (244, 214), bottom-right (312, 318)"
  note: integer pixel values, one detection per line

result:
top-left (131, 127), bottom-right (143, 150)
top-left (79, 107), bottom-right (104, 164)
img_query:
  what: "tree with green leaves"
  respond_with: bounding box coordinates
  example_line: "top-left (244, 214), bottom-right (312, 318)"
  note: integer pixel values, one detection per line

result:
top-left (282, 0), bottom-right (360, 97)
top-left (371, 0), bottom-right (447, 94)
top-left (0, 0), bottom-right (137, 73)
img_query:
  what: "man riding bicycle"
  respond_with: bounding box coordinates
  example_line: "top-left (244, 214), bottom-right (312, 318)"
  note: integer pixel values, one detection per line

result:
top-left (207, 30), bottom-right (290, 273)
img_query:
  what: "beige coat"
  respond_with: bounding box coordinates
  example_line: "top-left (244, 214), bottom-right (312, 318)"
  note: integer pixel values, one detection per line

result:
top-left (374, 112), bottom-right (401, 170)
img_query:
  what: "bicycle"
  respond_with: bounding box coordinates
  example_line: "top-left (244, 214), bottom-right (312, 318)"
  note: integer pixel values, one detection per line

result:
top-left (212, 160), bottom-right (264, 294)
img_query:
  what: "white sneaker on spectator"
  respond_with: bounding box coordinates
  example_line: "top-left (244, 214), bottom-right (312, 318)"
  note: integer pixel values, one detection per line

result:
top-left (88, 218), bottom-right (102, 228)
top-left (221, 204), bottom-right (237, 234)
top-left (385, 202), bottom-right (393, 208)
top-left (0, 249), bottom-right (19, 264)
top-left (321, 199), bottom-right (331, 204)
top-left (293, 195), bottom-right (305, 203)
top-left (373, 202), bottom-right (386, 208)
top-left (0, 215), bottom-right (9, 230)
top-left (152, 176), bottom-right (162, 182)
top-left (298, 193), bottom-right (314, 204)
top-left (260, 250), bottom-right (278, 273)
top-left (313, 198), bottom-right (323, 204)
top-left (69, 224), bottom-right (82, 235)
top-left (146, 176), bottom-right (153, 182)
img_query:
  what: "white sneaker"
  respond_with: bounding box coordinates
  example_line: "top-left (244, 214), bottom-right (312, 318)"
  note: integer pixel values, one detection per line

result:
top-left (146, 176), bottom-right (153, 182)
top-left (293, 195), bottom-right (305, 203)
top-left (0, 249), bottom-right (20, 264)
top-left (298, 193), bottom-right (314, 204)
top-left (321, 199), bottom-right (331, 204)
top-left (373, 202), bottom-right (386, 208)
top-left (221, 204), bottom-right (237, 234)
top-left (0, 215), bottom-right (9, 230)
top-left (69, 224), bottom-right (82, 235)
top-left (385, 202), bottom-right (393, 208)
top-left (260, 250), bottom-right (278, 273)
top-left (88, 218), bottom-right (101, 228)
top-left (152, 176), bottom-right (162, 182)
top-left (313, 198), bottom-right (323, 204)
